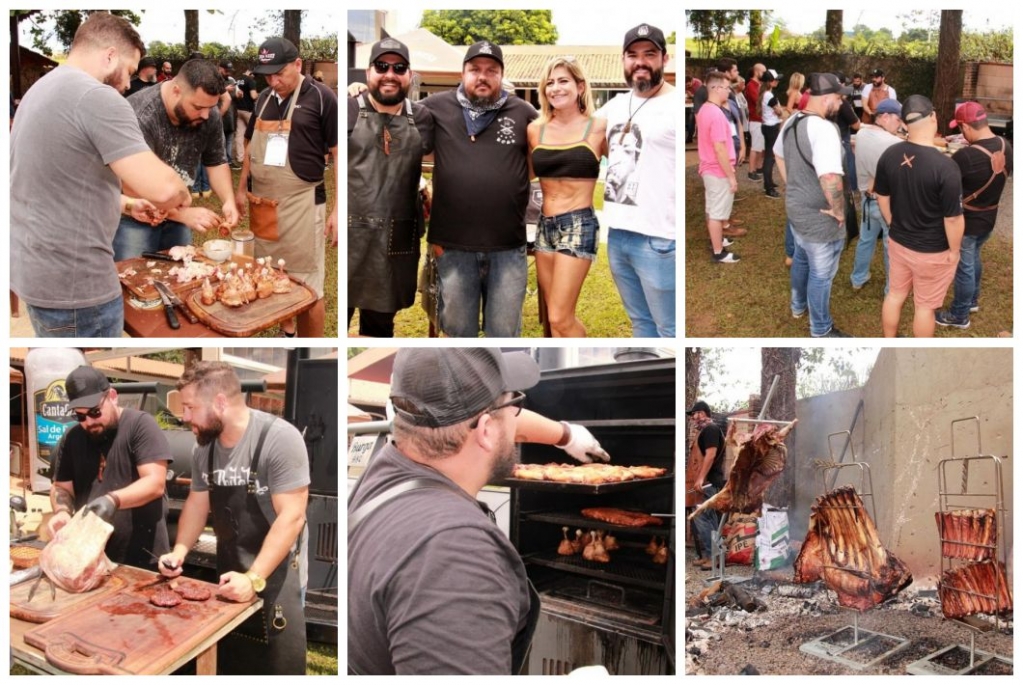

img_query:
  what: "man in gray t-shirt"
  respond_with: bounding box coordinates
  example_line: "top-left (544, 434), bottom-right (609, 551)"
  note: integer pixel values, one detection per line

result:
top-left (10, 12), bottom-right (191, 337)
top-left (114, 58), bottom-right (240, 260)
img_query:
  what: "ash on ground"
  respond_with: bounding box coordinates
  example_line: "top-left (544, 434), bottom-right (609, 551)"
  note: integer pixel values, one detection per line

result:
top-left (685, 549), bottom-right (1013, 675)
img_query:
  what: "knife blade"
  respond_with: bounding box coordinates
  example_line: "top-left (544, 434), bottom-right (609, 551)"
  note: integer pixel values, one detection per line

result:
top-left (154, 280), bottom-right (180, 330)
top-left (154, 280), bottom-right (198, 324)
top-left (141, 251), bottom-right (179, 262)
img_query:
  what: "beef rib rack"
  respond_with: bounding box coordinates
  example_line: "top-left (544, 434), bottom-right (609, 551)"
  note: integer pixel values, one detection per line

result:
top-left (938, 560), bottom-right (1012, 619)
top-left (793, 486), bottom-right (912, 611)
top-left (687, 419), bottom-right (797, 520)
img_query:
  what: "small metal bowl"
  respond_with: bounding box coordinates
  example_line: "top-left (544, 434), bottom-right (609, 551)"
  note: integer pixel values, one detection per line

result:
top-left (203, 239), bottom-right (233, 263)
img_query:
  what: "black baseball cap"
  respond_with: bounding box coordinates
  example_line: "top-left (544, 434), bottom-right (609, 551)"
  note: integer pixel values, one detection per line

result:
top-left (623, 23), bottom-right (667, 53)
top-left (219, 60), bottom-right (234, 70)
top-left (685, 400), bottom-right (712, 416)
top-left (66, 366), bottom-right (111, 409)
top-left (902, 94), bottom-right (935, 125)
top-left (254, 37), bottom-right (300, 74)
top-left (871, 68), bottom-right (885, 77)
top-left (369, 37), bottom-right (411, 65)
top-left (138, 56), bottom-right (158, 70)
top-left (390, 349), bottom-right (540, 428)
top-left (463, 40), bottom-right (504, 68)
top-left (809, 72), bottom-right (853, 96)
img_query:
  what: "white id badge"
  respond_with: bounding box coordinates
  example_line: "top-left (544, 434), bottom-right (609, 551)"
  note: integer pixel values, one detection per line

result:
top-left (264, 134), bottom-right (289, 167)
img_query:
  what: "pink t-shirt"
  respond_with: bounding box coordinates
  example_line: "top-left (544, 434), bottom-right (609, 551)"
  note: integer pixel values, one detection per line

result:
top-left (696, 102), bottom-right (735, 178)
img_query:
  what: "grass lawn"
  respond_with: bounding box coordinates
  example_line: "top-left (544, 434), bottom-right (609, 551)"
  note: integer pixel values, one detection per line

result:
top-left (190, 165), bottom-right (338, 338)
top-left (684, 161), bottom-right (1014, 338)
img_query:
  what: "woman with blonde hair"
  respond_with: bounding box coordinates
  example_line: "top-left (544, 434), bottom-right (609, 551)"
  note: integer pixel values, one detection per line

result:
top-left (527, 57), bottom-right (607, 337)
top-left (785, 72), bottom-right (805, 114)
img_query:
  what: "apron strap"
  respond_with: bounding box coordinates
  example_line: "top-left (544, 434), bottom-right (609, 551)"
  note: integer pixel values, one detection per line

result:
top-left (348, 478), bottom-right (456, 534)
top-left (206, 416), bottom-right (276, 492)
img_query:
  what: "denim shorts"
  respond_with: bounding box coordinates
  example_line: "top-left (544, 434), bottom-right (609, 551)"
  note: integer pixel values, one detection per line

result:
top-left (535, 207), bottom-right (599, 261)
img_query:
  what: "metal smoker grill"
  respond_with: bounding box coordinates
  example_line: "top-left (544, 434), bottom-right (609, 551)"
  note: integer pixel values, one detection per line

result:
top-left (798, 431), bottom-right (910, 670)
top-left (906, 416), bottom-right (1012, 675)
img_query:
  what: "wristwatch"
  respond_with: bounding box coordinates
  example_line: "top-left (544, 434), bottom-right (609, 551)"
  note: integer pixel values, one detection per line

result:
top-left (244, 570), bottom-right (266, 593)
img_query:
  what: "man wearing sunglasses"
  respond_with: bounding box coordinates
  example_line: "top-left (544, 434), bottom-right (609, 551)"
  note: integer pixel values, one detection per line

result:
top-left (46, 366), bottom-right (172, 571)
top-left (348, 38), bottom-right (435, 337)
top-left (348, 348), bottom-right (610, 674)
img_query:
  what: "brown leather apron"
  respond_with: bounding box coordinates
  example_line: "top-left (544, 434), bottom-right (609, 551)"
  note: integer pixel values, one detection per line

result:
top-left (248, 75), bottom-right (319, 274)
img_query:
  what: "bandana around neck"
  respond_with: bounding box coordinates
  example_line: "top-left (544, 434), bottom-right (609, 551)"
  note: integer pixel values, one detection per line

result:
top-left (457, 83), bottom-right (509, 139)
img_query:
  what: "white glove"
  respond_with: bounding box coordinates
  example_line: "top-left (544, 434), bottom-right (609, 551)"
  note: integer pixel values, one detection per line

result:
top-left (557, 423), bottom-right (610, 464)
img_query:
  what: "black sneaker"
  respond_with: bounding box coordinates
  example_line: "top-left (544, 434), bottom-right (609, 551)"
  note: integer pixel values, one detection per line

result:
top-left (935, 310), bottom-right (971, 329)
top-left (713, 249), bottom-right (740, 263)
top-left (747, 172), bottom-right (762, 181)
top-left (765, 189), bottom-right (781, 199)
top-left (815, 326), bottom-right (853, 338)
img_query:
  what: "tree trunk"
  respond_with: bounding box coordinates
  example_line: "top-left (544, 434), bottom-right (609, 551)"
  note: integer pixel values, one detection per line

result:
top-left (934, 10), bottom-right (963, 136)
top-left (183, 349), bottom-right (202, 373)
top-left (685, 348), bottom-right (701, 412)
top-left (284, 10), bottom-right (302, 51)
top-left (184, 10), bottom-right (199, 54)
top-left (748, 10), bottom-right (763, 50)
top-left (761, 348), bottom-right (799, 508)
top-left (825, 10), bottom-right (843, 48)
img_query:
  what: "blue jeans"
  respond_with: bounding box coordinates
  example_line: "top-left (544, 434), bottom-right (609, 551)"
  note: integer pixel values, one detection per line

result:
top-left (436, 246), bottom-right (527, 337)
top-left (950, 232), bottom-right (991, 319)
top-left (791, 231), bottom-right (844, 336)
top-left (784, 220), bottom-right (795, 259)
top-left (692, 484), bottom-right (722, 560)
top-left (842, 134), bottom-right (858, 193)
top-left (113, 216), bottom-right (192, 261)
top-left (224, 131), bottom-right (235, 165)
top-left (192, 163), bottom-right (210, 193)
top-left (608, 228), bottom-right (675, 338)
top-left (27, 296), bottom-right (123, 338)
top-left (850, 196), bottom-right (890, 293)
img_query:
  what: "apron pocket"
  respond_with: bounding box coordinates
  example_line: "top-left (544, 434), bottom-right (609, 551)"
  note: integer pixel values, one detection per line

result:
top-left (388, 218), bottom-right (418, 256)
top-left (247, 191), bottom-right (280, 241)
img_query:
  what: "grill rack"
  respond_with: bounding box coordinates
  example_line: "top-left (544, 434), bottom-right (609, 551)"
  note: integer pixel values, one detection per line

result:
top-left (523, 550), bottom-right (667, 591)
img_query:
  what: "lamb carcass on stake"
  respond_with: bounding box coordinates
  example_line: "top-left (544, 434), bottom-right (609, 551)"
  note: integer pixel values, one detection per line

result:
top-left (687, 419), bottom-right (798, 521)
top-left (794, 486), bottom-right (912, 611)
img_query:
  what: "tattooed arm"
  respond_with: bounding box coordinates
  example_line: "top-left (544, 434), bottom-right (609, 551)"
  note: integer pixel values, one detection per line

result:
top-left (818, 173), bottom-right (846, 225)
top-left (47, 481), bottom-right (76, 537)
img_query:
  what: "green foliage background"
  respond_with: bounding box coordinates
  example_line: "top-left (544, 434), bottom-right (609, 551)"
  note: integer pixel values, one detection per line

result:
top-left (420, 10), bottom-right (558, 46)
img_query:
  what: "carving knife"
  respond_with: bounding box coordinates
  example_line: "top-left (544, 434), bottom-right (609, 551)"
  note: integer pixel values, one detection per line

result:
top-left (153, 280), bottom-right (180, 330)
top-left (154, 280), bottom-right (198, 324)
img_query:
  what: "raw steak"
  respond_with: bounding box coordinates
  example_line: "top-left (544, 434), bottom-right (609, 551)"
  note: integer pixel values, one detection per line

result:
top-left (39, 509), bottom-right (116, 593)
top-left (687, 419), bottom-right (797, 520)
top-left (174, 582), bottom-right (212, 601)
top-left (939, 560), bottom-right (1012, 619)
top-left (151, 589), bottom-right (183, 608)
top-left (794, 486), bottom-right (912, 611)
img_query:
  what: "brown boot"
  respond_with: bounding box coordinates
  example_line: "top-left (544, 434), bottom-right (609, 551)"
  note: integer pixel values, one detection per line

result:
top-left (722, 225), bottom-right (748, 238)
top-left (696, 558), bottom-right (713, 570)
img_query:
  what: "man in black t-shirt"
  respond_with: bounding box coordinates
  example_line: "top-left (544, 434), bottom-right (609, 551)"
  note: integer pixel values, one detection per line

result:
top-left (47, 366), bottom-right (172, 570)
top-left (233, 66), bottom-right (259, 165)
top-left (124, 56), bottom-right (158, 98)
top-left (687, 400), bottom-right (726, 569)
top-left (936, 102), bottom-right (1013, 329)
top-left (874, 95), bottom-right (964, 337)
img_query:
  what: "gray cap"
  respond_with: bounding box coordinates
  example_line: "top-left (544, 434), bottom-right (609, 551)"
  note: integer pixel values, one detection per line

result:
top-left (390, 349), bottom-right (539, 428)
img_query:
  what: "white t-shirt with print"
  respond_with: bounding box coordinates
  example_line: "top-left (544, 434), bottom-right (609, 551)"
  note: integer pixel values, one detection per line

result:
top-left (761, 89), bottom-right (782, 126)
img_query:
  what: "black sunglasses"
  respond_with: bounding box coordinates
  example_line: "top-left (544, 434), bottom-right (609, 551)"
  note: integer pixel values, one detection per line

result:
top-left (372, 61), bottom-right (409, 76)
top-left (74, 393), bottom-right (108, 421)
top-left (470, 391), bottom-right (526, 429)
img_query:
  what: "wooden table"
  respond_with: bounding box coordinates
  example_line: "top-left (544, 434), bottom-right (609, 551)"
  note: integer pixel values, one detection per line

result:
top-left (122, 297), bottom-right (228, 338)
top-left (10, 566), bottom-right (262, 675)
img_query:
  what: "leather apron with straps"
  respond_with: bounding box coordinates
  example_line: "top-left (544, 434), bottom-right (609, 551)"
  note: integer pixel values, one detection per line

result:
top-left (248, 75), bottom-right (319, 273)
top-left (347, 478), bottom-right (540, 675)
top-left (348, 95), bottom-right (423, 313)
top-left (208, 419), bottom-right (306, 675)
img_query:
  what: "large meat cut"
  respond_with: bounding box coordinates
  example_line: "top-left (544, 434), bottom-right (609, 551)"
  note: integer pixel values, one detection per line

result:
top-left (938, 560), bottom-right (1012, 619)
top-left (794, 486), bottom-right (912, 611)
top-left (935, 509), bottom-right (996, 560)
top-left (39, 509), bottom-right (116, 594)
top-left (687, 419), bottom-right (797, 520)
top-left (581, 508), bottom-right (664, 527)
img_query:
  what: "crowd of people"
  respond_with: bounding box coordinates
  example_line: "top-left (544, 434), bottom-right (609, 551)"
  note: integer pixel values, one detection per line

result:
top-left (348, 23), bottom-right (677, 339)
top-left (10, 12), bottom-right (338, 338)
top-left (690, 57), bottom-right (1012, 337)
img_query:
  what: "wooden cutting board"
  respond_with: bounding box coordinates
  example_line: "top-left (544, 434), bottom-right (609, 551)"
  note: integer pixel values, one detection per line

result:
top-left (10, 573), bottom-right (128, 623)
top-left (184, 277), bottom-right (317, 336)
top-left (23, 566), bottom-right (258, 675)
top-left (117, 255), bottom-right (218, 302)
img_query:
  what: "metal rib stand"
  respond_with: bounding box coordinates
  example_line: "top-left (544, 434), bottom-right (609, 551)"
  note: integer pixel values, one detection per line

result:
top-left (798, 431), bottom-right (910, 670)
top-left (906, 416), bottom-right (1012, 675)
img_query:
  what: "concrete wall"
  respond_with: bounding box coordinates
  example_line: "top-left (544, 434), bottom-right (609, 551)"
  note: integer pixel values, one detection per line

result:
top-left (790, 348), bottom-right (1012, 585)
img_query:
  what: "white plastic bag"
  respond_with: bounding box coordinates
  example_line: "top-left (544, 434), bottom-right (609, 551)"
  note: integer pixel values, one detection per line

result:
top-left (755, 503), bottom-right (790, 570)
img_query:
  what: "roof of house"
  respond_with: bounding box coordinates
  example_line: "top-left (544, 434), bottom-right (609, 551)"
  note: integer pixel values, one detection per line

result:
top-left (354, 28), bottom-right (465, 75)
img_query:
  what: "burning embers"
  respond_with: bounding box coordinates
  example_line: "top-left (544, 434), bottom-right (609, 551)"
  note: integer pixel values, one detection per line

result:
top-left (687, 420), bottom-right (797, 521)
top-left (793, 486), bottom-right (912, 612)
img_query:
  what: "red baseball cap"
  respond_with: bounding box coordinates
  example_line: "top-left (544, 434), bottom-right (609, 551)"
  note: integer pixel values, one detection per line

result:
top-left (949, 101), bottom-right (988, 129)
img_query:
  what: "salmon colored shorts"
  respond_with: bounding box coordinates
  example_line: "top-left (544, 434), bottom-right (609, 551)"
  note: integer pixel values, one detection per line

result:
top-left (888, 238), bottom-right (958, 309)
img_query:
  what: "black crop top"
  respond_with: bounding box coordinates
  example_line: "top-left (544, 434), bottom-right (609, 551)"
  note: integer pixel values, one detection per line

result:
top-left (531, 118), bottom-right (601, 180)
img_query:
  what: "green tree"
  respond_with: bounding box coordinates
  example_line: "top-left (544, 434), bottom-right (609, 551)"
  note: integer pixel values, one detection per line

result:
top-left (748, 10), bottom-right (765, 50)
top-left (685, 10), bottom-right (749, 58)
top-left (761, 348), bottom-right (799, 508)
top-left (16, 10), bottom-right (141, 56)
top-left (825, 10), bottom-right (843, 48)
top-left (420, 10), bottom-right (557, 46)
top-left (185, 10), bottom-right (199, 54)
top-left (666, 31), bottom-right (676, 44)
top-left (934, 10), bottom-right (963, 135)
top-left (900, 27), bottom-right (930, 43)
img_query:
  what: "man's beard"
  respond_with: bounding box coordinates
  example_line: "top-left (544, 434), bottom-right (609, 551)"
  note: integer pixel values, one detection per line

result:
top-left (627, 65), bottom-right (664, 93)
top-left (173, 101), bottom-right (204, 128)
top-left (468, 91), bottom-right (499, 108)
top-left (487, 425), bottom-right (519, 482)
top-left (86, 415), bottom-right (118, 443)
top-left (192, 415), bottom-right (224, 447)
top-left (103, 71), bottom-right (126, 93)
top-left (370, 80), bottom-right (408, 106)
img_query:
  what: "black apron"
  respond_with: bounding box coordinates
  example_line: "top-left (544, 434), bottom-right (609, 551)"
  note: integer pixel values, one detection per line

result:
top-left (208, 420), bottom-right (306, 675)
top-left (348, 95), bottom-right (424, 313)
